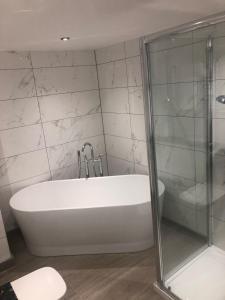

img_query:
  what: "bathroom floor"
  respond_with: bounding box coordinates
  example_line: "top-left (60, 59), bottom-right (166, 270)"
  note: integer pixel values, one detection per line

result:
top-left (0, 231), bottom-right (163, 300)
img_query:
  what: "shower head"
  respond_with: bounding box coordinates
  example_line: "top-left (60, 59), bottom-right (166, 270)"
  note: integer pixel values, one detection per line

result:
top-left (216, 95), bottom-right (225, 104)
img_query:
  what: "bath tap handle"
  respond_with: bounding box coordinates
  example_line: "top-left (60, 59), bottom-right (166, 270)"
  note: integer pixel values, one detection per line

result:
top-left (98, 155), bottom-right (103, 177)
top-left (84, 155), bottom-right (89, 179)
top-left (77, 150), bottom-right (81, 178)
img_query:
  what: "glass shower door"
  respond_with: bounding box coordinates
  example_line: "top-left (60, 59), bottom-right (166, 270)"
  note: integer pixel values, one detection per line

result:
top-left (147, 31), bottom-right (211, 281)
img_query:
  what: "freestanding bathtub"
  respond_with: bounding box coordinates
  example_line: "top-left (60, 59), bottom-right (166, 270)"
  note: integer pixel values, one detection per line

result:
top-left (10, 175), bottom-right (165, 257)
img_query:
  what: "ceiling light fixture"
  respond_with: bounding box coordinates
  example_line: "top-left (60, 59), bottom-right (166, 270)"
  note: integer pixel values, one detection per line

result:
top-left (60, 37), bottom-right (70, 41)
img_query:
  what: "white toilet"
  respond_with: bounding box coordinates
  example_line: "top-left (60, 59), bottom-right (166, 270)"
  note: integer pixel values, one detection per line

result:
top-left (11, 267), bottom-right (67, 300)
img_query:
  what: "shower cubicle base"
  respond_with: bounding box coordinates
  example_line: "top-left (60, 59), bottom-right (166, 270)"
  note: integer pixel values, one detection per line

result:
top-left (162, 245), bottom-right (225, 300)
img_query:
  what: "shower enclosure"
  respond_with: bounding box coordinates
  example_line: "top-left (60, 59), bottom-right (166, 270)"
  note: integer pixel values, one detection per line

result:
top-left (142, 13), bottom-right (225, 300)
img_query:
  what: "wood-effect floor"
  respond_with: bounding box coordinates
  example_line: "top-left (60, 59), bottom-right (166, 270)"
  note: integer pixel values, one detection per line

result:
top-left (0, 231), bottom-right (163, 300)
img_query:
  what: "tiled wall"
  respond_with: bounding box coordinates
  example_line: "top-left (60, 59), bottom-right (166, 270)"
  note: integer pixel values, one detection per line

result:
top-left (149, 32), bottom-right (208, 235)
top-left (0, 50), bottom-right (106, 230)
top-left (95, 39), bottom-right (148, 176)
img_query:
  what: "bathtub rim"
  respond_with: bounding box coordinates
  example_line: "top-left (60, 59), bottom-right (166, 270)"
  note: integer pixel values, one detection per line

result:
top-left (10, 174), bottom-right (165, 213)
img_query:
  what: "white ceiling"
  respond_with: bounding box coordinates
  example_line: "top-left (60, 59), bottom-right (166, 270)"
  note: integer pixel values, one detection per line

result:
top-left (1, 0), bottom-right (225, 51)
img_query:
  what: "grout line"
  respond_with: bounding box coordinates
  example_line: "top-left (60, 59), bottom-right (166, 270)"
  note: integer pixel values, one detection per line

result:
top-left (0, 64), bottom-right (97, 71)
top-left (94, 50), bottom-right (109, 176)
top-left (96, 54), bottom-right (140, 66)
top-left (30, 52), bottom-right (53, 180)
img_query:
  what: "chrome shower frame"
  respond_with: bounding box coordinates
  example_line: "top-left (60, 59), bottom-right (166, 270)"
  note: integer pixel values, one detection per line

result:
top-left (140, 10), bottom-right (225, 300)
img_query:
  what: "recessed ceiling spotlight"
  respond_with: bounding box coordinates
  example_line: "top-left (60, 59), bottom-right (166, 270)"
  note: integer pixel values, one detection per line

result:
top-left (60, 37), bottom-right (70, 41)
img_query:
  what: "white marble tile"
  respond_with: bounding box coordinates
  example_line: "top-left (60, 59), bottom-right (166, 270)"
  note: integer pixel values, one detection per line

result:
top-left (0, 185), bottom-right (14, 231)
top-left (0, 51), bottom-right (32, 69)
top-left (107, 155), bottom-right (134, 176)
top-left (156, 143), bottom-right (195, 180)
top-left (43, 113), bottom-right (103, 147)
top-left (213, 118), bottom-right (225, 156)
top-left (133, 140), bottom-right (148, 166)
top-left (97, 60), bottom-right (127, 88)
top-left (0, 69), bottom-right (35, 100)
top-left (0, 149), bottom-right (49, 187)
top-left (51, 164), bottom-right (78, 180)
top-left (194, 81), bottom-right (208, 117)
top-left (150, 50), bottom-right (168, 85)
top-left (105, 135), bottom-right (133, 162)
top-left (213, 218), bottom-right (225, 250)
top-left (167, 45), bottom-right (194, 83)
top-left (31, 51), bottom-right (73, 67)
top-left (195, 150), bottom-right (207, 183)
top-left (125, 38), bottom-right (140, 58)
top-left (193, 42), bottom-right (207, 81)
top-left (39, 90), bottom-right (100, 122)
top-left (48, 135), bottom-right (105, 171)
top-left (0, 124), bottom-right (45, 158)
top-left (152, 83), bottom-right (194, 117)
top-left (195, 117), bottom-right (207, 152)
top-left (95, 43), bottom-right (125, 64)
top-left (100, 88), bottom-right (129, 113)
top-left (134, 164), bottom-right (149, 175)
top-left (214, 37), bottom-right (225, 79)
top-left (72, 50), bottom-right (95, 66)
top-left (130, 114), bottom-right (146, 141)
top-left (34, 66), bottom-right (98, 96)
top-left (0, 98), bottom-right (40, 130)
top-left (10, 172), bottom-right (51, 194)
top-left (154, 116), bottom-right (195, 149)
top-left (128, 87), bottom-right (144, 114)
top-left (150, 32), bottom-right (192, 52)
top-left (103, 113), bottom-right (131, 138)
top-left (214, 80), bottom-right (225, 118)
top-left (126, 56), bottom-right (142, 87)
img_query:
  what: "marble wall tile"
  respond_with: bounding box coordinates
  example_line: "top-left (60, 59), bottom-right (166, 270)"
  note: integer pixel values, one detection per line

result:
top-left (31, 51), bottom-right (73, 68)
top-left (0, 186), bottom-right (14, 230)
top-left (195, 117), bottom-right (207, 152)
top-left (214, 37), bottom-right (225, 79)
top-left (213, 118), bottom-right (225, 155)
top-left (194, 81), bottom-right (207, 117)
top-left (214, 80), bottom-right (225, 118)
top-left (154, 116), bottom-right (194, 149)
top-left (0, 69), bottom-right (35, 100)
top-left (0, 51), bottom-right (32, 69)
top-left (213, 154), bottom-right (225, 186)
top-left (100, 88), bottom-right (129, 113)
top-left (72, 50), bottom-right (95, 66)
top-left (97, 60), bottom-right (127, 88)
top-left (156, 143), bottom-right (195, 180)
top-left (51, 164), bottom-right (78, 180)
top-left (43, 113), bottom-right (103, 147)
top-left (128, 87), bottom-right (144, 114)
top-left (0, 150), bottom-right (49, 187)
top-left (95, 43), bottom-right (125, 64)
top-left (34, 66), bottom-right (98, 96)
top-left (47, 135), bottom-right (105, 171)
top-left (107, 155), bottom-right (134, 176)
top-left (126, 56), bottom-right (142, 87)
top-left (152, 83), bottom-right (194, 117)
top-left (213, 218), bottom-right (225, 251)
top-left (130, 114), bottom-right (146, 141)
top-left (105, 135), bottom-right (133, 162)
top-left (134, 164), bottom-right (149, 175)
top-left (0, 124), bottom-right (45, 158)
top-left (195, 150), bottom-right (207, 183)
top-left (167, 45), bottom-right (194, 83)
top-left (193, 42), bottom-right (207, 82)
top-left (125, 39), bottom-right (140, 58)
top-left (102, 113), bottom-right (131, 138)
top-left (150, 50), bottom-right (168, 85)
top-left (133, 140), bottom-right (148, 166)
top-left (39, 90), bottom-right (100, 122)
top-left (0, 98), bottom-right (40, 130)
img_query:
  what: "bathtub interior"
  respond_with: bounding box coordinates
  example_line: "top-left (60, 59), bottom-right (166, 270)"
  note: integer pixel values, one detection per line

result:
top-left (10, 175), bottom-right (165, 212)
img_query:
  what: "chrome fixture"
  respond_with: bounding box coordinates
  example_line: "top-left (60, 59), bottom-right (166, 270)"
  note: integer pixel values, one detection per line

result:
top-left (78, 142), bottom-right (104, 178)
top-left (216, 95), bottom-right (225, 104)
top-left (60, 37), bottom-right (70, 41)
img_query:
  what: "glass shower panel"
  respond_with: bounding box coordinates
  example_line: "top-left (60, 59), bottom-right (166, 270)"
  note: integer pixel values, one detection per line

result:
top-left (149, 31), bottom-right (209, 279)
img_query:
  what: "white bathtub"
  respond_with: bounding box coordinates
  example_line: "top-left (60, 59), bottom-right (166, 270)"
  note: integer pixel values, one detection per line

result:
top-left (10, 175), bottom-right (165, 257)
